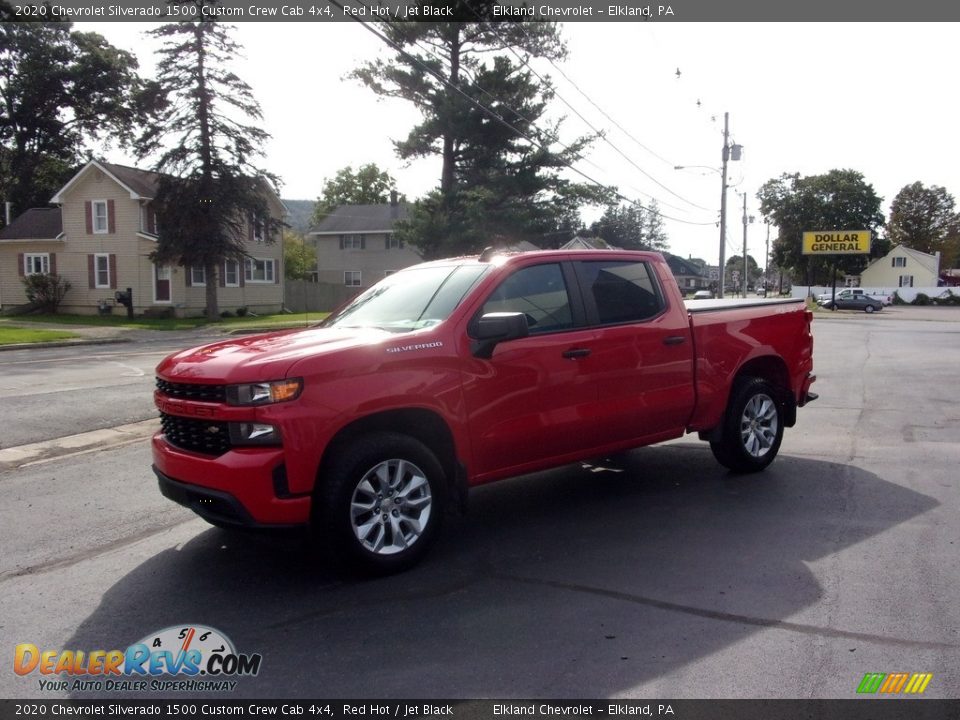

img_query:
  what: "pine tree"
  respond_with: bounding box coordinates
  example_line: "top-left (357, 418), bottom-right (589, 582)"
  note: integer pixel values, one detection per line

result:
top-left (352, 7), bottom-right (610, 258)
top-left (137, 7), bottom-right (280, 319)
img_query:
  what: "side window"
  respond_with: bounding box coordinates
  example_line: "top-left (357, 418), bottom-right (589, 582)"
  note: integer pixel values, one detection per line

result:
top-left (481, 263), bottom-right (573, 334)
top-left (578, 260), bottom-right (664, 324)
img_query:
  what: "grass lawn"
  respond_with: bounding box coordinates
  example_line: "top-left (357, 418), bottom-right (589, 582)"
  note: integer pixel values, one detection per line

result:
top-left (1, 312), bottom-right (329, 331)
top-left (0, 326), bottom-right (80, 346)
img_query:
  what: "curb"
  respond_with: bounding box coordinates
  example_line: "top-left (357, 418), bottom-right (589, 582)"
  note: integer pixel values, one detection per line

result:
top-left (0, 418), bottom-right (160, 471)
top-left (0, 337), bottom-right (132, 352)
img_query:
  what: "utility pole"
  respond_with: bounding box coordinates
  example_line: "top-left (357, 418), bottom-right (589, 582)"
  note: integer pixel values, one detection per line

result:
top-left (764, 223), bottom-right (770, 293)
top-left (742, 192), bottom-right (749, 297)
top-left (718, 112), bottom-right (730, 299)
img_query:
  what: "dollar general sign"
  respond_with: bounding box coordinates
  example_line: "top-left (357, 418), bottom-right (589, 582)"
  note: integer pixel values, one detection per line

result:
top-left (802, 230), bottom-right (871, 255)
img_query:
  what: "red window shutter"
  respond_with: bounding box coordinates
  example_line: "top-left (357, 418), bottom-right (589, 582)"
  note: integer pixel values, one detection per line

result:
top-left (50, 253), bottom-right (57, 275)
top-left (17, 253), bottom-right (24, 277)
top-left (107, 200), bottom-right (116, 234)
top-left (109, 254), bottom-right (117, 289)
top-left (85, 202), bottom-right (93, 234)
top-left (87, 255), bottom-right (95, 289)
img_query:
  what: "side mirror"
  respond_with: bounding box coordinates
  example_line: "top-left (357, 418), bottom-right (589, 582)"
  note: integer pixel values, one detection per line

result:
top-left (470, 312), bottom-right (529, 359)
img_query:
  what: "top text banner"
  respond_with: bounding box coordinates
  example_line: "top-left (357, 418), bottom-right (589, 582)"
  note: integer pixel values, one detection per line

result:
top-left (802, 231), bottom-right (872, 255)
top-left (8, 0), bottom-right (960, 22)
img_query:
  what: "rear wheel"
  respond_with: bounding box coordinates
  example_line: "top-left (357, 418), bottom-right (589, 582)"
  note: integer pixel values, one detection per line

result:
top-left (314, 432), bottom-right (445, 575)
top-left (865, 304), bottom-right (875, 313)
top-left (710, 376), bottom-right (784, 473)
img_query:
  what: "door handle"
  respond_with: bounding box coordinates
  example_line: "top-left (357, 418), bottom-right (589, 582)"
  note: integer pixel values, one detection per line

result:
top-left (663, 335), bottom-right (687, 346)
top-left (562, 348), bottom-right (592, 359)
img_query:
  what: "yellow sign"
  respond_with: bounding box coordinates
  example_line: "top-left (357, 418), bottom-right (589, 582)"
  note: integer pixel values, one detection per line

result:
top-left (802, 230), bottom-right (871, 254)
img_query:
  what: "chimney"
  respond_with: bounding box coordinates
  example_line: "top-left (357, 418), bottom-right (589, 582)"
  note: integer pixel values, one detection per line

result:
top-left (390, 190), bottom-right (398, 207)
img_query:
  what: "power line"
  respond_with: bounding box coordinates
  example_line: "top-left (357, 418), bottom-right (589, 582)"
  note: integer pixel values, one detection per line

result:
top-left (471, 14), bottom-right (715, 214)
top-left (331, 2), bottom-right (716, 227)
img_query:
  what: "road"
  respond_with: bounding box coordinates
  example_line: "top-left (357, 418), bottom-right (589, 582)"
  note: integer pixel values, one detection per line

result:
top-left (1, 310), bottom-right (958, 700)
top-left (0, 332), bottom-right (222, 448)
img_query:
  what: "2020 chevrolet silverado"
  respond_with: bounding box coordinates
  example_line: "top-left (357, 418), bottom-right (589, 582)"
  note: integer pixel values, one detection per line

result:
top-left (153, 250), bottom-right (817, 573)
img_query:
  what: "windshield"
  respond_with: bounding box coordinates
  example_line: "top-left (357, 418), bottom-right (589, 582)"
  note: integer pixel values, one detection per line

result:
top-left (324, 263), bottom-right (490, 332)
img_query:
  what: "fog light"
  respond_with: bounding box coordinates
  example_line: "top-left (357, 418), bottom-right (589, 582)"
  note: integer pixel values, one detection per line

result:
top-left (228, 422), bottom-right (281, 446)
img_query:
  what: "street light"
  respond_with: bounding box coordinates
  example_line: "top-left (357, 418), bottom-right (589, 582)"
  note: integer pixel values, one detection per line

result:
top-left (674, 112), bottom-right (741, 298)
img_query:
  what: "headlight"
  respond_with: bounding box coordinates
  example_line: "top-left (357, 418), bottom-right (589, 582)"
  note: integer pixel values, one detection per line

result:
top-left (229, 422), bottom-right (281, 446)
top-left (225, 378), bottom-right (302, 406)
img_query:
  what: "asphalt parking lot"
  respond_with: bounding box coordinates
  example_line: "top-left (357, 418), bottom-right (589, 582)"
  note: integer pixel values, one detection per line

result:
top-left (1, 306), bottom-right (958, 701)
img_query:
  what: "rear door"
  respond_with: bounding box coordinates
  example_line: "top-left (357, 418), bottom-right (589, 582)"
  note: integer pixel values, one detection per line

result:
top-left (573, 258), bottom-right (696, 445)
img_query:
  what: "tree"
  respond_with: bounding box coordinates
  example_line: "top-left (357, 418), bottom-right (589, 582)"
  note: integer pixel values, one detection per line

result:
top-left (725, 254), bottom-right (763, 292)
top-left (757, 170), bottom-right (885, 286)
top-left (22, 272), bottom-right (71, 313)
top-left (311, 163), bottom-right (398, 226)
top-left (352, 6), bottom-right (611, 258)
top-left (887, 182), bottom-right (960, 268)
top-left (137, 7), bottom-right (280, 320)
top-left (0, 21), bottom-right (149, 223)
top-left (591, 200), bottom-right (669, 252)
top-left (283, 231), bottom-right (316, 280)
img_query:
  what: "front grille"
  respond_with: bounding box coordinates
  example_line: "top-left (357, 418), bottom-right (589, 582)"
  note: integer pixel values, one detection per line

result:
top-left (156, 378), bottom-right (227, 403)
top-left (160, 412), bottom-right (231, 456)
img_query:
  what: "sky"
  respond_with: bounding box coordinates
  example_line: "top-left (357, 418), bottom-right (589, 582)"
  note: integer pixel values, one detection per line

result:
top-left (87, 20), bottom-right (960, 268)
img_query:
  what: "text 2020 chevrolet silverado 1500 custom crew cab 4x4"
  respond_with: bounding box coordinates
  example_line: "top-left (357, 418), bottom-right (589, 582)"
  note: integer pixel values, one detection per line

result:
top-left (153, 250), bottom-right (816, 573)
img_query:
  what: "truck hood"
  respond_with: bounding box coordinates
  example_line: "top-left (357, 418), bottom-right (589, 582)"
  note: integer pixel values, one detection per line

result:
top-left (156, 326), bottom-right (396, 384)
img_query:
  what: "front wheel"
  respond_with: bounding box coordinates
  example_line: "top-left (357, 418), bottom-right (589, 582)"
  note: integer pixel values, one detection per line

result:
top-left (314, 432), bottom-right (446, 575)
top-left (710, 377), bottom-right (784, 473)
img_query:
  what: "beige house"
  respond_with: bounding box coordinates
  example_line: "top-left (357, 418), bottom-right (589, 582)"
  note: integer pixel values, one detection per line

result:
top-left (0, 160), bottom-right (285, 316)
top-left (306, 195), bottom-right (421, 292)
top-left (859, 244), bottom-right (941, 288)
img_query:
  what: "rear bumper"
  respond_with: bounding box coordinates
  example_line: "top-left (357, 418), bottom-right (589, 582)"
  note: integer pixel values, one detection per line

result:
top-left (152, 434), bottom-right (311, 527)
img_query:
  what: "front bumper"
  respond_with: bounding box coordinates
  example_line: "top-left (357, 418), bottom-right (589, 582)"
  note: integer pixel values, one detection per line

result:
top-left (152, 434), bottom-right (311, 527)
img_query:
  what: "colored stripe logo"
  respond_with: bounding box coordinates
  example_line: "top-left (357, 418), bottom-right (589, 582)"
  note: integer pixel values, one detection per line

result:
top-left (857, 672), bottom-right (933, 694)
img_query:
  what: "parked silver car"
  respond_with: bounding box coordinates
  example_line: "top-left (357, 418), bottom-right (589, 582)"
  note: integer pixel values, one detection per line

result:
top-left (819, 295), bottom-right (884, 313)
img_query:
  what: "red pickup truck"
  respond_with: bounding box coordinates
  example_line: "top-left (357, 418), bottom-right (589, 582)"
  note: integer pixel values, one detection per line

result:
top-left (153, 250), bottom-right (816, 573)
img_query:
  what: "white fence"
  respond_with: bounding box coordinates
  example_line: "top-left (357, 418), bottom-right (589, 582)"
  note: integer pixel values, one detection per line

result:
top-left (791, 285), bottom-right (957, 303)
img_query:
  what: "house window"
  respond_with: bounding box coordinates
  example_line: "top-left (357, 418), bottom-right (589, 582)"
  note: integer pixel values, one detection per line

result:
top-left (92, 200), bottom-right (109, 234)
top-left (899, 275), bottom-right (914, 287)
top-left (244, 257), bottom-right (275, 283)
top-left (191, 265), bottom-right (206, 286)
top-left (892, 257), bottom-right (907, 267)
top-left (94, 253), bottom-right (111, 288)
top-left (251, 215), bottom-right (265, 244)
top-left (345, 271), bottom-right (362, 287)
top-left (386, 234), bottom-right (402, 250)
top-left (24, 253), bottom-right (50, 275)
top-left (223, 260), bottom-right (240, 287)
top-left (341, 234), bottom-right (365, 250)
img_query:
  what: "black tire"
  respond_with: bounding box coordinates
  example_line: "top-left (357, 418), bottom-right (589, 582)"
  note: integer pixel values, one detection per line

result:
top-left (313, 432), bottom-right (446, 575)
top-left (865, 304), bottom-right (875, 313)
top-left (710, 376), bottom-right (784, 473)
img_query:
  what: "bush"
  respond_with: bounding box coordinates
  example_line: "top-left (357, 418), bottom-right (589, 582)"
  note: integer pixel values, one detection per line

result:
top-left (891, 291), bottom-right (907, 305)
top-left (912, 293), bottom-right (931, 306)
top-left (935, 290), bottom-right (960, 306)
top-left (220, 310), bottom-right (234, 318)
top-left (22, 273), bottom-right (72, 313)
top-left (236, 306), bottom-right (248, 317)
